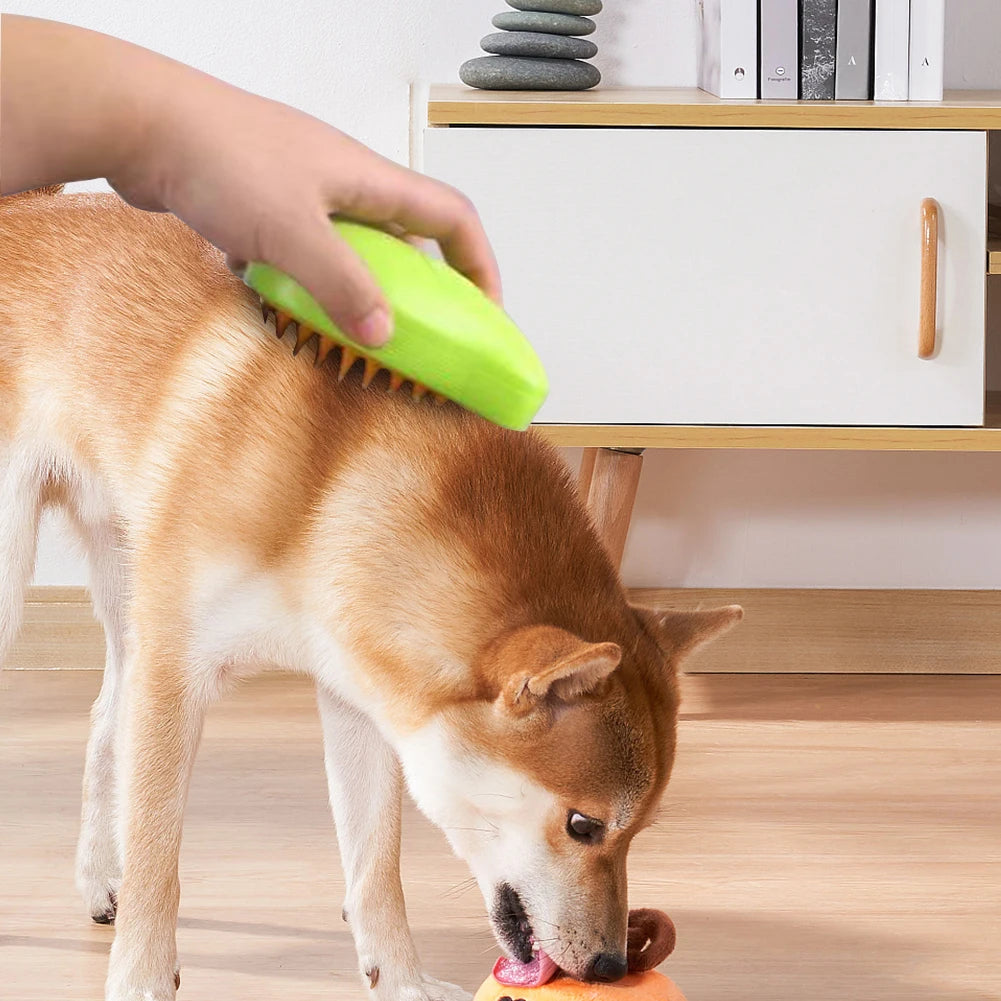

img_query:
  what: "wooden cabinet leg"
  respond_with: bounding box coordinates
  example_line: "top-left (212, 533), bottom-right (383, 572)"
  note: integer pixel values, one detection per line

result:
top-left (578, 447), bottom-right (598, 501)
top-left (586, 448), bottom-right (644, 571)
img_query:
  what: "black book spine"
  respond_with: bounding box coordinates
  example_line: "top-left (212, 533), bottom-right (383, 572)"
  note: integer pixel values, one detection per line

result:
top-left (800, 0), bottom-right (837, 99)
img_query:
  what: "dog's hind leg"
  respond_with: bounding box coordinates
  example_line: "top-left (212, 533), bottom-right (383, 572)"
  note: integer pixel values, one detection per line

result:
top-left (0, 448), bottom-right (43, 669)
top-left (71, 501), bottom-right (129, 924)
top-left (316, 686), bottom-right (471, 1001)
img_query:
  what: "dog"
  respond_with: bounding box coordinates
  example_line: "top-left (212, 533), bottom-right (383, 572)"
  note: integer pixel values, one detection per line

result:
top-left (0, 187), bottom-right (741, 1001)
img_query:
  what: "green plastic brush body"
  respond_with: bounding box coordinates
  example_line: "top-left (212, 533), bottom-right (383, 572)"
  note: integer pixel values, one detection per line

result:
top-left (243, 221), bottom-right (548, 431)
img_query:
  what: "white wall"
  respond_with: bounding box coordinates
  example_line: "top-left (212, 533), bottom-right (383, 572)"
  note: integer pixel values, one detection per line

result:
top-left (10, 0), bottom-right (1001, 589)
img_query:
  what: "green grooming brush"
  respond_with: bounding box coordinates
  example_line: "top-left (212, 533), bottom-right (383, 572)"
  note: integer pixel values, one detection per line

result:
top-left (243, 220), bottom-right (548, 431)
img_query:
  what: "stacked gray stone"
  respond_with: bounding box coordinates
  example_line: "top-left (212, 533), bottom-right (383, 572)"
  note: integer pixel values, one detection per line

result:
top-left (460, 0), bottom-right (602, 91)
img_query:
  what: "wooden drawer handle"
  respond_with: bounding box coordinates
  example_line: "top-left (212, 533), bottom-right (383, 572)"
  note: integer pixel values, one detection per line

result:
top-left (919, 197), bottom-right (939, 359)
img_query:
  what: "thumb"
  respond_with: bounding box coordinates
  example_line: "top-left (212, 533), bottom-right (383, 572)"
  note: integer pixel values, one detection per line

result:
top-left (264, 214), bottom-right (392, 348)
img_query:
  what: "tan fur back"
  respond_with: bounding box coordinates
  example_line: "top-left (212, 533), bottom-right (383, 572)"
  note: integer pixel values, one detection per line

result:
top-left (0, 191), bottom-right (670, 796)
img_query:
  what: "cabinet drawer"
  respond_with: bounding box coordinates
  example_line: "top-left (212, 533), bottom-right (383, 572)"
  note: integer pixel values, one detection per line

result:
top-left (424, 128), bottom-right (987, 426)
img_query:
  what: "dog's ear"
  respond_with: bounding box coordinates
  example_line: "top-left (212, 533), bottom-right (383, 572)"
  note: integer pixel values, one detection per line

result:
top-left (637, 604), bottom-right (743, 659)
top-left (492, 626), bottom-right (622, 717)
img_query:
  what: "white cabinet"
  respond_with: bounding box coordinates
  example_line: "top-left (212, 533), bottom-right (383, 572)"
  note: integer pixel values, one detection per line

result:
top-left (424, 127), bottom-right (987, 426)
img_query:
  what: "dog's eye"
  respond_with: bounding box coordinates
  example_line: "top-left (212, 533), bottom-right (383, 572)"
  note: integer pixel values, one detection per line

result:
top-left (567, 811), bottom-right (604, 843)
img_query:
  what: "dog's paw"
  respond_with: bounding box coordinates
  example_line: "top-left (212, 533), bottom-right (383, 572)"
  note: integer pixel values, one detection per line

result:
top-left (105, 979), bottom-right (176, 1001)
top-left (76, 844), bottom-right (122, 925)
top-left (105, 948), bottom-right (179, 1001)
top-left (104, 968), bottom-right (179, 1001)
top-left (415, 974), bottom-right (474, 1001)
top-left (81, 880), bottom-right (119, 925)
top-left (378, 973), bottom-right (472, 1001)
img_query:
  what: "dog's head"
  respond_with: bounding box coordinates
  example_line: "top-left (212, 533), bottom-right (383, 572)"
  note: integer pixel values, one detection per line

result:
top-left (396, 603), bottom-right (740, 982)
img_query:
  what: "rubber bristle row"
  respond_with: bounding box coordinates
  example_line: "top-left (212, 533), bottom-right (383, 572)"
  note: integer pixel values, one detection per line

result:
top-left (262, 300), bottom-right (447, 405)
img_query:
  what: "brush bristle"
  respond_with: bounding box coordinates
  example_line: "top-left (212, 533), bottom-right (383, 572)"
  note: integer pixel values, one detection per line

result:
top-left (338, 346), bottom-right (358, 381)
top-left (276, 311), bottom-right (294, 339)
top-left (292, 328), bottom-right (311, 357)
top-left (361, 357), bottom-right (381, 388)
top-left (261, 297), bottom-right (450, 409)
top-left (315, 335), bottom-right (336, 366)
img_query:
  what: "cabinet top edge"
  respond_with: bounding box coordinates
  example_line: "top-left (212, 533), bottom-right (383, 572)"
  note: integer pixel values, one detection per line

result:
top-left (428, 86), bottom-right (1001, 129)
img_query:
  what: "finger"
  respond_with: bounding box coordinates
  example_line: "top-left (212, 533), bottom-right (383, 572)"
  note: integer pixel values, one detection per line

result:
top-left (398, 180), bottom-right (503, 303)
top-left (350, 168), bottom-right (503, 304)
top-left (399, 231), bottom-right (432, 252)
top-left (363, 221), bottom-right (428, 251)
top-left (224, 254), bottom-right (247, 278)
top-left (266, 213), bottom-right (392, 347)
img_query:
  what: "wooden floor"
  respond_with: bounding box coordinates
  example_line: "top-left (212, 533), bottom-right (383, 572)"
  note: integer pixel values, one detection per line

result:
top-left (2, 671), bottom-right (999, 1001)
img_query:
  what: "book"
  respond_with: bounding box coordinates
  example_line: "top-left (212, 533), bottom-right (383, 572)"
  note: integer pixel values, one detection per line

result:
top-left (908, 0), bottom-right (944, 100)
top-left (874, 0), bottom-right (910, 100)
top-left (697, 0), bottom-right (758, 99)
top-left (800, 0), bottom-right (837, 100)
top-left (760, 0), bottom-right (799, 99)
top-left (835, 0), bottom-right (875, 99)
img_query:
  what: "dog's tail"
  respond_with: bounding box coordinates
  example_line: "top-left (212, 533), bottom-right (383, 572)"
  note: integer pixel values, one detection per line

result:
top-left (0, 184), bottom-right (65, 207)
top-left (0, 186), bottom-right (60, 677)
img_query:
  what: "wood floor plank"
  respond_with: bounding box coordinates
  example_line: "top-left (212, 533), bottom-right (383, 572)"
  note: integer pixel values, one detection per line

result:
top-left (1, 671), bottom-right (998, 1000)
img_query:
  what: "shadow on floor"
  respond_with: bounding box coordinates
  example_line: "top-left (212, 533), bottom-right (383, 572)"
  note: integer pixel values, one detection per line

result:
top-left (5, 910), bottom-right (994, 1000)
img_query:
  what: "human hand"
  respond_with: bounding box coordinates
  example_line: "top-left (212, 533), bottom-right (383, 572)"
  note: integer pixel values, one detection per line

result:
top-left (1, 15), bottom-right (501, 348)
top-left (114, 83), bottom-right (501, 347)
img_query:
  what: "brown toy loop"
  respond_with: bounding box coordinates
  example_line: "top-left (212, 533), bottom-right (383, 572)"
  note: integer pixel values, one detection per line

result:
top-left (626, 908), bottom-right (676, 972)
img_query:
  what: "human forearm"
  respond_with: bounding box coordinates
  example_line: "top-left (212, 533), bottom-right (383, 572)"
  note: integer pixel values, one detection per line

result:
top-left (2, 15), bottom-right (171, 196)
top-left (0, 15), bottom-right (500, 345)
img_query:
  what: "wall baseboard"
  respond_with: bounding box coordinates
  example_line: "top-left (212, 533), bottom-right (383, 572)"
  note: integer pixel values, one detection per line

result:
top-left (634, 588), bottom-right (1001, 674)
top-left (7, 585), bottom-right (1001, 674)
top-left (8, 587), bottom-right (105, 671)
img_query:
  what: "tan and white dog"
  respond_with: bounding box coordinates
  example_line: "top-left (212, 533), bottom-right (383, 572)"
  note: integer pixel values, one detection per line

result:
top-left (0, 188), bottom-right (740, 1001)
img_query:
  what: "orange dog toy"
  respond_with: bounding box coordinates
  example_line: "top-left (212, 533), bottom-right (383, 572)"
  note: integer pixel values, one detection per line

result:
top-left (475, 910), bottom-right (686, 1001)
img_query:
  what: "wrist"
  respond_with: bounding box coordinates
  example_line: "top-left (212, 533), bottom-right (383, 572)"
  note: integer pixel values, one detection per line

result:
top-left (110, 57), bottom-right (248, 217)
top-left (102, 50), bottom-right (194, 212)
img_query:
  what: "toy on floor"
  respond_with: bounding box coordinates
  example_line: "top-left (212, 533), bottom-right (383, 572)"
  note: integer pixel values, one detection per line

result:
top-left (244, 220), bottom-right (549, 431)
top-left (475, 909), bottom-right (687, 1001)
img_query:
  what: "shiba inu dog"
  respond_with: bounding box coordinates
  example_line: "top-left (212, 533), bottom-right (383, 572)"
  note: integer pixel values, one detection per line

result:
top-left (0, 188), bottom-right (741, 1001)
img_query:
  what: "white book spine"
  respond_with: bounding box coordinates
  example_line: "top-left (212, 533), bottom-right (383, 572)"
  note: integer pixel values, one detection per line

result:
top-left (908, 0), bottom-right (945, 100)
top-left (835, 0), bottom-right (875, 100)
top-left (760, 0), bottom-right (799, 99)
top-left (698, 0), bottom-right (758, 99)
top-left (874, 0), bottom-right (911, 100)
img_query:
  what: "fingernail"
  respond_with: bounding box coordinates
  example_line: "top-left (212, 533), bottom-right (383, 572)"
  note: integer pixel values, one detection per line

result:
top-left (354, 305), bottom-right (392, 346)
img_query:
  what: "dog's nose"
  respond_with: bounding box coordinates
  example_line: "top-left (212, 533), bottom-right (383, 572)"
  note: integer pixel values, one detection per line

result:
top-left (585, 951), bottom-right (628, 983)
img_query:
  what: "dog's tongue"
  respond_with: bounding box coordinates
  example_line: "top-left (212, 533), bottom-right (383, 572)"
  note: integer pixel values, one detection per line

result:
top-left (493, 949), bottom-right (559, 988)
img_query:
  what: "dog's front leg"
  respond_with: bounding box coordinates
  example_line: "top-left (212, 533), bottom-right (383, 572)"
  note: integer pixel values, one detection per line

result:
top-left (105, 646), bottom-right (205, 1001)
top-left (317, 686), bottom-right (471, 1001)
